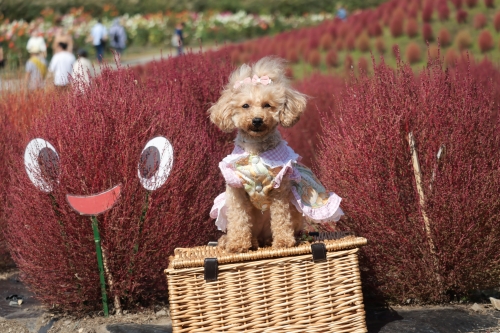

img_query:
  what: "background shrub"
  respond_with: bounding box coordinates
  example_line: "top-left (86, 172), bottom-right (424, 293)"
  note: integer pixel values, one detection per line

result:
top-left (456, 9), bottom-right (468, 23)
top-left (281, 74), bottom-right (345, 166)
top-left (485, 0), bottom-right (495, 8)
top-left (478, 30), bottom-right (494, 53)
top-left (375, 37), bottom-right (386, 54)
top-left (455, 30), bottom-right (473, 50)
top-left (452, 0), bottom-right (463, 9)
top-left (319, 33), bottom-right (333, 51)
top-left (465, 0), bottom-right (478, 7)
top-left (427, 44), bottom-right (440, 60)
top-left (423, 23), bottom-right (434, 41)
top-left (308, 50), bottom-right (321, 68)
top-left (358, 56), bottom-right (369, 74)
top-left (317, 57), bottom-right (500, 303)
top-left (474, 13), bottom-right (487, 29)
top-left (368, 22), bottom-right (383, 37)
top-left (406, 42), bottom-right (422, 64)
top-left (422, 1), bottom-right (434, 22)
top-left (390, 9), bottom-right (405, 37)
top-left (344, 54), bottom-right (354, 71)
top-left (494, 12), bottom-right (500, 31)
top-left (357, 32), bottom-right (371, 52)
top-left (438, 28), bottom-right (451, 46)
top-left (406, 18), bottom-right (419, 38)
top-left (326, 49), bottom-right (339, 67)
top-left (438, 3), bottom-right (450, 21)
top-left (6, 53), bottom-right (233, 313)
top-left (444, 48), bottom-right (459, 67)
top-left (346, 32), bottom-right (356, 51)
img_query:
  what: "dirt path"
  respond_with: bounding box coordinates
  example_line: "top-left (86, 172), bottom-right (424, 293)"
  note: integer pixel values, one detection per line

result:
top-left (2, 269), bottom-right (500, 333)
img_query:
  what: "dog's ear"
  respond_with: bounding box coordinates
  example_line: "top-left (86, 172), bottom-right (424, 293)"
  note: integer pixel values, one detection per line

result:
top-left (209, 92), bottom-right (235, 133)
top-left (279, 87), bottom-right (307, 128)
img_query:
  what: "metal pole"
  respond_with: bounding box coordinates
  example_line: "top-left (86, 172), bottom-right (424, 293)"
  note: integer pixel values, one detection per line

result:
top-left (91, 216), bottom-right (109, 317)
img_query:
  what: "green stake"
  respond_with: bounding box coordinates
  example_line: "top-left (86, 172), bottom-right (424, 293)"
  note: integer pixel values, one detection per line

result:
top-left (91, 216), bottom-right (109, 317)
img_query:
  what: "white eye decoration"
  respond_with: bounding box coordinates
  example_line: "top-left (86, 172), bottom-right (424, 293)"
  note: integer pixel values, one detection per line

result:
top-left (24, 138), bottom-right (60, 192)
top-left (138, 136), bottom-right (174, 191)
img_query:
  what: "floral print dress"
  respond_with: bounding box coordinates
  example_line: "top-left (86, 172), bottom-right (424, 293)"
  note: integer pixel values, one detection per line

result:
top-left (210, 141), bottom-right (344, 232)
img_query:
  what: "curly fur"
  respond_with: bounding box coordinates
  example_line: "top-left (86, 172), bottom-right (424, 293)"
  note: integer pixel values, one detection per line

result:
top-left (209, 57), bottom-right (307, 253)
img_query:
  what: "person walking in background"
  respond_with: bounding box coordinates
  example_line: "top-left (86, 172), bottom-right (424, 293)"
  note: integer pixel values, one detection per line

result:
top-left (26, 28), bottom-right (47, 58)
top-left (48, 42), bottom-right (75, 90)
top-left (172, 22), bottom-right (185, 56)
top-left (336, 4), bottom-right (348, 21)
top-left (52, 17), bottom-right (74, 54)
top-left (90, 18), bottom-right (107, 63)
top-left (25, 38), bottom-right (47, 91)
top-left (72, 49), bottom-right (93, 91)
top-left (109, 18), bottom-right (127, 56)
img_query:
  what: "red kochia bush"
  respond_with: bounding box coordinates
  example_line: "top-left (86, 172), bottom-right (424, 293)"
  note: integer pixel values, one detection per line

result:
top-left (406, 42), bottom-right (422, 63)
top-left (317, 57), bottom-right (500, 303)
top-left (478, 30), bottom-right (494, 52)
top-left (325, 49), bottom-right (339, 67)
top-left (308, 50), bottom-right (321, 67)
top-left (466, 0), bottom-right (478, 7)
top-left (422, 23), bottom-right (434, 41)
top-left (375, 37), bottom-right (386, 54)
top-left (280, 74), bottom-right (345, 166)
top-left (0, 90), bottom-right (53, 270)
top-left (406, 18), bottom-right (419, 38)
top-left (444, 48), bottom-right (459, 67)
top-left (438, 3), bottom-right (450, 21)
top-left (485, 0), bottom-right (495, 7)
top-left (0, 114), bottom-right (19, 270)
top-left (494, 12), bottom-right (500, 31)
top-left (390, 9), bottom-right (405, 37)
top-left (422, 1), bottom-right (434, 22)
top-left (474, 13), bottom-right (487, 29)
top-left (438, 28), bottom-right (451, 46)
top-left (456, 9), bottom-right (468, 23)
top-left (6, 53), bottom-right (233, 313)
top-left (319, 33), bottom-right (333, 50)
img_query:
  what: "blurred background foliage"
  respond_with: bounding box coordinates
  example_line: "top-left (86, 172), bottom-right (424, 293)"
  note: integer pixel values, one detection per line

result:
top-left (1, 0), bottom-right (386, 21)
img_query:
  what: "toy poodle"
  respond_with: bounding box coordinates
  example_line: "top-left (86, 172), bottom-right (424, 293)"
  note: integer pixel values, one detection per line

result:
top-left (209, 56), bottom-right (343, 253)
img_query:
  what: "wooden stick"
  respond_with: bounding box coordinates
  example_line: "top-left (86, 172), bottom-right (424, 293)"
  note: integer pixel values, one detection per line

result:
top-left (408, 132), bottom-right (436, 255)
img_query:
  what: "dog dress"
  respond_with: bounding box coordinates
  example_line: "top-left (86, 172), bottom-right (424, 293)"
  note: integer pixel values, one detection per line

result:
top-left (210, 141), bottom-right (344, 232)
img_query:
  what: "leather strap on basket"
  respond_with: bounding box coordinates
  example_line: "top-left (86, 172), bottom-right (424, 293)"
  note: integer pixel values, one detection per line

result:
top-left (204, 258), bottom-right (218, 281)
top-left (311, 243), bottom-right (327, 262)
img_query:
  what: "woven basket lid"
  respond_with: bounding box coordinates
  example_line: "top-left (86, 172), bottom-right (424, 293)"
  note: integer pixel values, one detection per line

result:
top-left (168, 232), bottom-right (367, 270)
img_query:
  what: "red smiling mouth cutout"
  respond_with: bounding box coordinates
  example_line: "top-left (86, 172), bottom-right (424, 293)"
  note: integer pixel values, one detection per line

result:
top-left (66, 184), bottom-right (122, 216)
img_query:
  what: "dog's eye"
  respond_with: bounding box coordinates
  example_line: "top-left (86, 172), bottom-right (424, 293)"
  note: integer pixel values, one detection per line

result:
top-left (242, 104), bottom-right (249, 109)
top-left (263, 103), bottom-right (271, 108)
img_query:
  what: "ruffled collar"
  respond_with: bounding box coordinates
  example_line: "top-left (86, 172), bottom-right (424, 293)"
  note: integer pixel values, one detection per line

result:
top-left (222, 141), bottom-right (301, 169)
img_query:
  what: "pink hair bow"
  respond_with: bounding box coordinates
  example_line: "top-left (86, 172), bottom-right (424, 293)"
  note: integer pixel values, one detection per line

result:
top-left (252, 75), bottom-right (272, 85)
top-left (233, 75), bottom-right (273, 89)
top-left (233, 77), bottom-right (252, 89)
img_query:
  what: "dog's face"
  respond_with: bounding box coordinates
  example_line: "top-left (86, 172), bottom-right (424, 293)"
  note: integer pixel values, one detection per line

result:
top-left (208, 57), bottom-right (307, 135)
top-left (230, 85), bottom-right (283, 137)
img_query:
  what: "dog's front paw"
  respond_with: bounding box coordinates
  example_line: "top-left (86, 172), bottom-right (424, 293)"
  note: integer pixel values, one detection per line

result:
top-left (225, 240), bottom-right (251, 253)
top-left (217, 235), bottom-right (227, 249)
top-left (272, 235), bottom-right (296, 249)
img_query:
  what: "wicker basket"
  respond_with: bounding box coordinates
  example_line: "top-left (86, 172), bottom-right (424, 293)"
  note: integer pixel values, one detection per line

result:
top-left (165, 233), bottom-right (368, 333)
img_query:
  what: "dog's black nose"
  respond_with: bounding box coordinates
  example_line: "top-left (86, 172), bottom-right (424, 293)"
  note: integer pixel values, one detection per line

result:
top-left (252, 118), bottom-right (263, 128)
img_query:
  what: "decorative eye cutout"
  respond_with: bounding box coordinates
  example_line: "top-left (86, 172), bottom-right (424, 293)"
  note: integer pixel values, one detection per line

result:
top-left (138, 136), bottom-right (174, 191)
top-left (24, 138), bottom-right (60, 192)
